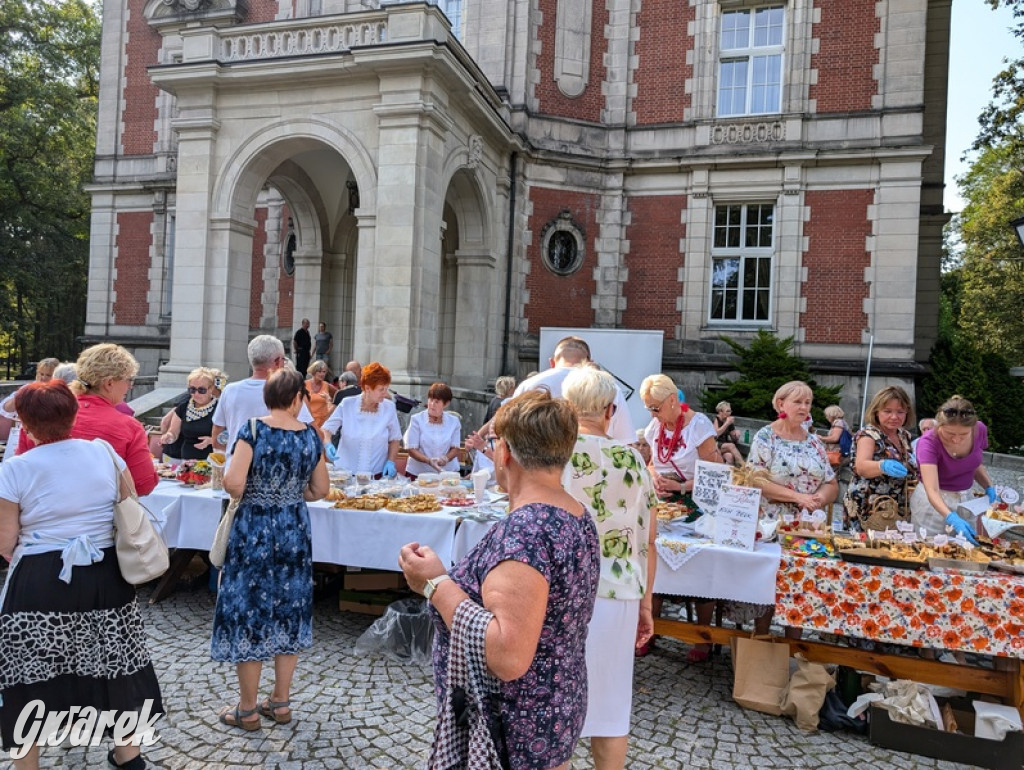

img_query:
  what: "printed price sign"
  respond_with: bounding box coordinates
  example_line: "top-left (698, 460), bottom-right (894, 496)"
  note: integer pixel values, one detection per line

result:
top-left (713, 484), bottom-right (761, 551)
top-left (691, 460), bottom-right (734, 515)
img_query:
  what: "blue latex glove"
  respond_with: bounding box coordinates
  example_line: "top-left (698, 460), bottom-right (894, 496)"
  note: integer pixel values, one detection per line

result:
top-left (325, 443), bottom-right (337, 463)
top-left (944, 513), bottom-right (979, 545)
top-left (879, 459), bottom-right (908, 478)
top-left (986, 486), bottom-right (999, 504)
top-left (382, 460), bottom-right (397, 478)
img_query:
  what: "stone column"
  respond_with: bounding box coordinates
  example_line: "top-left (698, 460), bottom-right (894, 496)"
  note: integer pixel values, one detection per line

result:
top-left (292, 250), bottom-right (323, 339)
top-left (449, 249), bottom-right (498, 391)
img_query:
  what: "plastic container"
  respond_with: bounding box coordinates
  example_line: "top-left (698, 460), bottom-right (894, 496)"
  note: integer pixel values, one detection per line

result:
top-left (353, 597), bottom-right (435, 665)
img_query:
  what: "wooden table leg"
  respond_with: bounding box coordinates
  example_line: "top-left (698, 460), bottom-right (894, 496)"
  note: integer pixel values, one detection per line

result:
top-left (148, 548), bottom-right (200, 604)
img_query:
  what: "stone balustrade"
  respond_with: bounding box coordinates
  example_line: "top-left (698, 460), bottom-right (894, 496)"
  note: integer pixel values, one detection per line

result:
top-left (219, 16), bottom-right (388, 62)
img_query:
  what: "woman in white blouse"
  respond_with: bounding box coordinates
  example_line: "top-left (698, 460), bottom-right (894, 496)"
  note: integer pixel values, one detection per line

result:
top-left (404, 382), bottom-right (462, 478)
top-left (321, 362), bottom-right (401, 478)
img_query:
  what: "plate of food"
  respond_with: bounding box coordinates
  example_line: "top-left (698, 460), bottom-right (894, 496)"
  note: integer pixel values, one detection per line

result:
top-left (387, 494), bottom-right (442, 514)
top-left (990, 559), bottom-right (1024, 575)
top-left (334, 495), bottom-right (389, 511)
top-left (440, 496), bottom-right (475, 507)
top-left (839, 547), bottom-right (926, 570)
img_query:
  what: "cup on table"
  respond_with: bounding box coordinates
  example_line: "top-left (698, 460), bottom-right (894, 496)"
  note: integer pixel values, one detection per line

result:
top-left (472, 469), bottom-right (490, 505)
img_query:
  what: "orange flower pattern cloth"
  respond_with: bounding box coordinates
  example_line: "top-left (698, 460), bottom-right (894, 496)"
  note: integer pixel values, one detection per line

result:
top-left (774, 554), bottom-right (1024, 657)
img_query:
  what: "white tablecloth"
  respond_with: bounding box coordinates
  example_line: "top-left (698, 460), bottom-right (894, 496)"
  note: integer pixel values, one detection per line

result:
top-left (652, 534), bottom-right (782, 605)
top-left (141, 481), bottom-right (459, 571)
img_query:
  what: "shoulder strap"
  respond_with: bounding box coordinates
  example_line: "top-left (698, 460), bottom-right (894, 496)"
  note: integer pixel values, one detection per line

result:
top-left (99, 439), bottom-right (137, 502)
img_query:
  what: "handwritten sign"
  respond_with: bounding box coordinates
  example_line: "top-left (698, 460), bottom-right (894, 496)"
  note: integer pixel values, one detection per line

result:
top-left (713, 484), bottom-right (761, 551)
top-left (691, 460), bottom-right (734, 515)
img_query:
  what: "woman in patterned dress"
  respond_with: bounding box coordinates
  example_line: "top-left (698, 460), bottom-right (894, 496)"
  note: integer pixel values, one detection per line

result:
top-left (843, 386), bottom-right (918, 531)
top-left (746, 381), bottom-right (837, 635)
top-left (211, 369), bottom-right (329, 730)
top-left (0, 381), bottom-right (163, 769)
top-left (561, 367), bottom-right (657, 770)
top-left (399, 391), bottom-right (600, 770)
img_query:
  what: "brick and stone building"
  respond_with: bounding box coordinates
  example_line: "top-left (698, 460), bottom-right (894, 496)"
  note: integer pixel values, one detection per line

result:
top-left (86, 0), bottom-right (952, 415)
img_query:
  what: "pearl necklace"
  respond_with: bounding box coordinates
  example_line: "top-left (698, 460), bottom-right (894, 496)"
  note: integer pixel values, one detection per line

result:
top-left (186, 398), bottom-right (217, 422)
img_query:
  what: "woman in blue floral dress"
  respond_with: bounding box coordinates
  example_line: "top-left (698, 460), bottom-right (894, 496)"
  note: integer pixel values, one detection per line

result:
top-left (212, 369), bottom-right (328, 730)
top-left (400, 391), bottom-right (600, 770)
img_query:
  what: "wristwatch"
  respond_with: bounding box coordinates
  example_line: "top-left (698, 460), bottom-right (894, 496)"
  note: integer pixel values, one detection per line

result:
top-left (423, 574), bottom-right (451, 600)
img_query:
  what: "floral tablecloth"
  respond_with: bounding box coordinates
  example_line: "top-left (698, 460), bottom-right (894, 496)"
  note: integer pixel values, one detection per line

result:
top-left (775, 554), bottom-right (1024, 658)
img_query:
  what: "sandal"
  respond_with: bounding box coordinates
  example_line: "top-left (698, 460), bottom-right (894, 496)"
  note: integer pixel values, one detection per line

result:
top-left (218, 704), bottom-right (262, 731)
top-left (258, 698), bottom-right (292, 724)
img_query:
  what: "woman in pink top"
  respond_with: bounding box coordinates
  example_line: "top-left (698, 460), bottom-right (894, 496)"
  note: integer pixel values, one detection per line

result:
top-left (909, 395), bottom-right (998, 543)
top-left (68, 344), bottom-right (159, 497)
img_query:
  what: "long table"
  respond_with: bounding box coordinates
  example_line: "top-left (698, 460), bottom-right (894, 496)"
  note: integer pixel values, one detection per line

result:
top-left (651, 538), bottom-right (1024, 716)
top-left (141, 481), bottom-right (491, 601)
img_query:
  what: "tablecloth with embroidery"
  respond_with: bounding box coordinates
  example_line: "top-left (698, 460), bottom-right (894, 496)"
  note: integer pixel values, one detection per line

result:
top-left (775, 554), bottom-right (1024, 657)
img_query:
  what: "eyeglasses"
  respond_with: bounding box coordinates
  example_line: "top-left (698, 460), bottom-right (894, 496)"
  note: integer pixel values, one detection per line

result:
top-left (122, 377), bottom-right (135, 386)
top-left (942, 407), bottom-right (976, 419)
top-left (608, 403), bottom-right (618, 416)
top-left (645, 398), bottom-right (668, 414)
top-left (188, 386), bottom-right (208, 395)
top-left (486, 437), bottom-right (496, 451)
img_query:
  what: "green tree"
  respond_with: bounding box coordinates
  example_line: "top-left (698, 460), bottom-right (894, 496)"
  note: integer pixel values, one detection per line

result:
top-left (0, 0), bottom-right (100, 371)
top-left (953, 143), bottom-right (1024, 362)
top-left (699, 331), bottom-right (842, 424)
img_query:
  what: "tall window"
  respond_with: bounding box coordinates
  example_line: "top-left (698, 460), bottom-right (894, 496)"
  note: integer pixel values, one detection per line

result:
top-left (441, 0), bottom-right (464, 41)
top-left (717, 6), bottom-right (784, 116)
top-left (709, 203), bottom-right (773, 323)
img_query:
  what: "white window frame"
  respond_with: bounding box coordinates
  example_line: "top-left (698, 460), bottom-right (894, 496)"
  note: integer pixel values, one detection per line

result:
top-left (716, 5), bottom-right (785, 117)
top-left (708, 202), bottom-right (775, 325)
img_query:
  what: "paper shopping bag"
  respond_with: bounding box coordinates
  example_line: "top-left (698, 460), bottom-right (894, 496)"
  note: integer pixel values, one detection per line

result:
top-left (780, 653), bottom-right (836, 731)
top-left (731, 635), bottom-right (790, 715)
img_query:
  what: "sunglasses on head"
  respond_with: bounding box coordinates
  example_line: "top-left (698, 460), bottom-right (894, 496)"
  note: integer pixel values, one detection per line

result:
top-left (188, 386), bottom-right (208, 395)
top-left (942, 407), bottom-right (975, 419)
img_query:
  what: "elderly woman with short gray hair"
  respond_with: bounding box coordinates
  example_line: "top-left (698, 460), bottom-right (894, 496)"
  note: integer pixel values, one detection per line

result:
top-left (562, 367), bottom-right (656, 770)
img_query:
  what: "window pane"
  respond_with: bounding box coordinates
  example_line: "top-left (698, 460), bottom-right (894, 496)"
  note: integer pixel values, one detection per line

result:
top-left (712, 257), bottom-right (740, 289)
top-left (721, 10), bottom-right (749, 50)
top-left (718, 59), bottom-right (748, 116)
top-left (710, 203), bottom-right (774, 324)
top-left (750, 55), bottom-right (781, 113)
top-left (753, 6), bottom-right (784, 47)
top-left (755, 288), bottom-right (770, 320)
top-left (714, 205), bottom-right (743, 248)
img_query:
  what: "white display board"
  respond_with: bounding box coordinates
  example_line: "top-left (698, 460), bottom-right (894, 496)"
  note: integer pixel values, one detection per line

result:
top-left (538, 328), bottom-right (664, 434)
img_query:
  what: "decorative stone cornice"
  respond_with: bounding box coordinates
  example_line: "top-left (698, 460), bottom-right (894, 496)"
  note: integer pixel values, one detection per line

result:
top-left (145, 0), bottom-right (245, 31)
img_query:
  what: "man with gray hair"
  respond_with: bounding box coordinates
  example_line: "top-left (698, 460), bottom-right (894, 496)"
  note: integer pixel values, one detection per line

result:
top-left (211, 335), bottom-right (314, 460)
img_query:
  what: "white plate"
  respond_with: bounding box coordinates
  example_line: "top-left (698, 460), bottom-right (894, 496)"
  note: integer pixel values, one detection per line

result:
top-left (996, 486), bottom-right (1020, 505)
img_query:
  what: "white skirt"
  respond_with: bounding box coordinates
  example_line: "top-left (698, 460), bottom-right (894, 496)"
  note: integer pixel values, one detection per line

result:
top-left (581, 597), bottom-right (639, 738)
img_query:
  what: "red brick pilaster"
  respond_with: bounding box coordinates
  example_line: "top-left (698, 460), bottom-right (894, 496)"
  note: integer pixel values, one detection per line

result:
top-left (113, 211), bottom-right (154, 325)
top-left (632, 0), bottom-right (693, 125)
top-left (809, 0), bottom-right (880, 112)
top-left (622, 196), bottom-right (686, 336)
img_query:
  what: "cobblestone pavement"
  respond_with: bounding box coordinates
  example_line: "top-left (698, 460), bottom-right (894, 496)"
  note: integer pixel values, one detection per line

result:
top-left (19, 582), bottom-right (983, 770)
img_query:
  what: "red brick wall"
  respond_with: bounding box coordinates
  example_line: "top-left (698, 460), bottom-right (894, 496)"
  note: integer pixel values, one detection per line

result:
top-left (121, 1), bottom-right (161, 155)
top-left (632, 0), bottom-right (693, 125)
top-left (249, 208), bottom-right (268, 329)
top-left (809, 0), bottom-right (880, 112)
top-left (524, 187), bottom-right (599, 333)
top-left (246, 0), bottom-right (278, 23)
top-left (801, 189), bottom-right (872, 343)
top-left (113, 212), bottom-right (153, 325)
top-left (622, 196), bottom-right (686, 336)
top-left (534, 0), bottom-right (608, 121)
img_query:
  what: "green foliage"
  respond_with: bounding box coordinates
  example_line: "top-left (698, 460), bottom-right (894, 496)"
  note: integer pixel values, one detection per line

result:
top-left (699, 331), bottom-right (841, 423)
top-left (0, 0), bottom-right (100, 370)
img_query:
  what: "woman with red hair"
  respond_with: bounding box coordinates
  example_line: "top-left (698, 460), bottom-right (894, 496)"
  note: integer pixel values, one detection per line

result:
top-left (321, 362), bottom-right (401, 478)
top-left (0, 381), bottom-right (163, 769)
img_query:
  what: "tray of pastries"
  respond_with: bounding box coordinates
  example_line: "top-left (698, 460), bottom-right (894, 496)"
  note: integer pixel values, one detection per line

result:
top-left (839, 545), bottom-right (926, 570)
top-left (387, 494), bottom-right (443, 513)
top-left (334, 494), bottom-right (389, 511)
top-left (654, 502), bottom-right (698, 522)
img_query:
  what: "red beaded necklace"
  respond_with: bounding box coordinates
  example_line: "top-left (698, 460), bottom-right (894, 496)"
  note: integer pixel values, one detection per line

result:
top-left (656, 406), bottom-right (688, 464)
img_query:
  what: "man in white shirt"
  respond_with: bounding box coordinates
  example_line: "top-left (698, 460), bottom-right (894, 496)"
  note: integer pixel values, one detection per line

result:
top-left (211, 335), bottom-right (313, 459)
top-left (912, 417), bottom-right (937, 454)
top-left (513, 335), bottom-right (635, 442)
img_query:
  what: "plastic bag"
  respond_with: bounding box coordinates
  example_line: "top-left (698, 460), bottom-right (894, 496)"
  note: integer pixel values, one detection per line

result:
top-left (353, 597), bottom-right (435, 665)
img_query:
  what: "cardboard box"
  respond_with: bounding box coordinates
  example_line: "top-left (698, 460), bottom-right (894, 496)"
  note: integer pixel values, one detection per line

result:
top-left (338, 599), bottom-right (389, 617)
top-left (343, 568), bottom-right (406, 592)
top-left (870, 699), bottom-right (1024, 770)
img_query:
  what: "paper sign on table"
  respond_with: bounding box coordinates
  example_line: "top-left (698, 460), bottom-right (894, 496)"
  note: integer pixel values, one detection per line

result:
top-left (714, 483), bottom-right (761, 550)
top-left (691, 460), bottom-right (734, 515)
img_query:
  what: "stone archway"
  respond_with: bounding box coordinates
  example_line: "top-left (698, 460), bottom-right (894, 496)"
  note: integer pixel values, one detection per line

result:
top-left (160, 121), bottom-right (376, 383)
